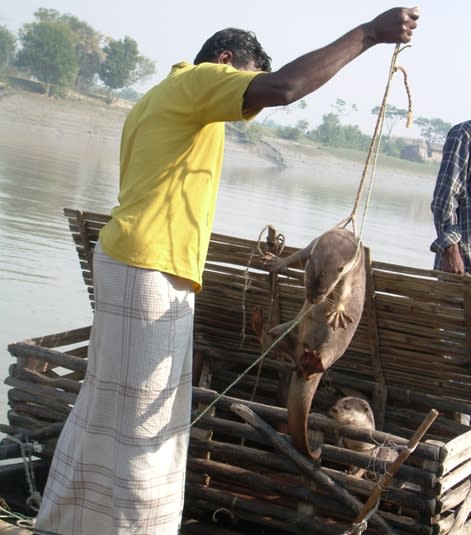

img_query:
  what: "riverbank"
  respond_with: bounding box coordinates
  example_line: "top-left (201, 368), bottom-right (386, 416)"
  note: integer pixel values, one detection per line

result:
top-left (0, 90), bottom-right (438, 177)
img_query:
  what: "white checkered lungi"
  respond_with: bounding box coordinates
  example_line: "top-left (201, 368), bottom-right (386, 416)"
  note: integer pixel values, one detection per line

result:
top-left (35, 242), bottom-right (195, 534)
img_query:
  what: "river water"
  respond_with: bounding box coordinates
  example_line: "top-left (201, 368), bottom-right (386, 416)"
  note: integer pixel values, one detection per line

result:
top-left (0, 122), bottom-right (438, 425)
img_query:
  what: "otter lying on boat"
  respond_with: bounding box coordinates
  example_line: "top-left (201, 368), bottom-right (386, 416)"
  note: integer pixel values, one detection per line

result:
top-left (252, 227), bottom-right (366, 461)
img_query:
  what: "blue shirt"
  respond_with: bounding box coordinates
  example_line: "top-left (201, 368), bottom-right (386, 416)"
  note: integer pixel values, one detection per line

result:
top-left (430, 121), bottom-right (471, 272)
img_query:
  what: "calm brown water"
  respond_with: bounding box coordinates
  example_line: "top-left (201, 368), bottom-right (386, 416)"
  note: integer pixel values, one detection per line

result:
top-left (0, 126), bottom-right (438, 423)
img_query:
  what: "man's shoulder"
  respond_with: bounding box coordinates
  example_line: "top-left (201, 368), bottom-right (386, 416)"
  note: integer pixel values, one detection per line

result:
top-left (451, 120), bottom-right (471, 134)
top-left (446, 121), bottom-right (471, 142)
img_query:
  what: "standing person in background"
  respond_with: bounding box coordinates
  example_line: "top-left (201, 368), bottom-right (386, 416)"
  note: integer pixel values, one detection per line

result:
top-left (431, 121), bottom-right (471, 274)
top-left (35, 7), bottom-right (419, 535)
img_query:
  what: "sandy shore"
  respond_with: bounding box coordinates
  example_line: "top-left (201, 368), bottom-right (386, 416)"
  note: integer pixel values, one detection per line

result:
top-left (1, 90), bottom-right (438, 180)
top-left (0, 90), bottom-right (340, 170)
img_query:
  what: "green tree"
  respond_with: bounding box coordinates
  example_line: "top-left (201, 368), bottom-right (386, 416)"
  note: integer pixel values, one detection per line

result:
top-left (332, 98), bottom-right (358, 119)
top-left (99, 36), bottom-right (140, 99)
top-left (371, 104), bottom-right (408, 139)
top-left (0, 25), bottom-right (16, 79)
top-left (32, 7), bottom-right (61, 23)
top-left (342, 124), bottom-right (370, 151)
top-left (60, 16), bottom-right (104, 91)
top-left (415, 117), bottom-right (452, 156)
top-left (315, 112), bottom-right (345, 146)
top-left (116, 55), bottom-right (156, 99)
top-left (30, 9), bottom-right (104, 92)
top-left (17, 19), bottom-right (78, 96)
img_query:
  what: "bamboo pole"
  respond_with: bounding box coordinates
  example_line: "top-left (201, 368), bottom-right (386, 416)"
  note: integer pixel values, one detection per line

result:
top-left (464, 274), bottom-right (471, 367)
top-left (230, 402), bottom-right (395, 535)
top-left (190, 437), bottom-right (437, 516)
top-left (8, 343), bottom-right (87, 373)
top-left (0, 519), bottom-right (33, 535)
top-left (192, 387), bottom-right (442, 461)
top-left (186, 482), bottom-right (344, 535)
top-left (351, 409), bottom-right (438, 530)
top-left (449, 484), bottom-right (471, 534)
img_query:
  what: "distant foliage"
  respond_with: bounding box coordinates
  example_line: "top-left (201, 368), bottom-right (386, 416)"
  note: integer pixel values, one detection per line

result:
top-left (16, 19), bottom-right (78, 96)
top-left (61, 16), bottom-right (104, 92)
top-left (371, 104), bottom-right (408, 139)
top-left (0, 25), bottom-right (16, 79)
top-left (307, 112), bottom-right (370, 151)
top-left (7, 8), bottom-right (155, 100)
top-left (31, 9), bottom-right (104, 93)
top-left (415, 117), bottom-right (452, 156)
top-left (99, 36), bottom-right (140, 98)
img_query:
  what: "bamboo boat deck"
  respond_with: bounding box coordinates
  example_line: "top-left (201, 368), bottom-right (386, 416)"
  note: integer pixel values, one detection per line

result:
top-left (3, 208), bottom-right (471, 534)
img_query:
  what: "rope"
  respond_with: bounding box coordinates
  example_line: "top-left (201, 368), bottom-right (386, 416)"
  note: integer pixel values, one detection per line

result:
top-left (394, 63), bottom-right (413, 128)
top-left (341, 500), bottom-right (380, 535)
top-left (337, 44), bottom-right (413, 242)
top-left (5, 434), bottom-right (42, 513)
top-left (239, 225), bottom-right (285, 349)
top-left (0, 504), bottom-right (36, 530)
top-left (190, 300), bottom-right (315, 427)
top-left (239, 247), bottom-right (256, 348)
top-left (191, 45), bottom-right (415, 432)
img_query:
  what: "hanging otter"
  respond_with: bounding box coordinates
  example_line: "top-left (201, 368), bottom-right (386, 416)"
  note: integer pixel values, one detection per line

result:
top-left (252, 227), bottom-right (366, 461)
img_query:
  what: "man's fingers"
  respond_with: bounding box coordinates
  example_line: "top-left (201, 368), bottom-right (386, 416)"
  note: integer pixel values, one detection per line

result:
top-left (409, 6), bottom-right (420, 20)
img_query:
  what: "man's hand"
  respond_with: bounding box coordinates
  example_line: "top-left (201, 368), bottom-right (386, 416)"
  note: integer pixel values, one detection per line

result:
top-left (441, 243), bottom-right (465, 274)
top-left (366, 6), bottom-right (420, 45)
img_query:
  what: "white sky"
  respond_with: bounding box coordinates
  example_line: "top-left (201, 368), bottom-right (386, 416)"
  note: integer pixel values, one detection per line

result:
top-left (2, 2), bottom-right (469, 138)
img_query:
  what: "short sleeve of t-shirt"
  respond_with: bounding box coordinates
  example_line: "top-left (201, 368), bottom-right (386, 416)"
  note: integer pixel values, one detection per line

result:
top-left (185, 62), bottom-right (263, 125)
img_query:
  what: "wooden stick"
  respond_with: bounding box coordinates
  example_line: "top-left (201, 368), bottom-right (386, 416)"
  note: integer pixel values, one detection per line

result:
top-left (192, 387), bottom-right (441, 461)
top-left (353, 408), bottom-right (439, 527)
top-left (230, 402), bottom-right (395, 535)
top-left (449, 484), bottom-right (471, 534)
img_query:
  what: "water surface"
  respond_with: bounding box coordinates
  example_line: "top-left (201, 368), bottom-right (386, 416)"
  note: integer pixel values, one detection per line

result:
top-left (0, 125), bottom-right (438, 423)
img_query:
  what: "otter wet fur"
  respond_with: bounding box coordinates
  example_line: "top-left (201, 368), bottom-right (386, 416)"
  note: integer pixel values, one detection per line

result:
top-left (252, 228), bottom-right (366, 461)
top-left (330, 396), bottom-right (401, 483)
top-left (329, 396), bottom-right (377, 477)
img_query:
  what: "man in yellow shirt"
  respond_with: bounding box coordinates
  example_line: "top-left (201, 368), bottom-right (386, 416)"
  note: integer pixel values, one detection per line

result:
top-left (36, 8), bottom-right (419, 535)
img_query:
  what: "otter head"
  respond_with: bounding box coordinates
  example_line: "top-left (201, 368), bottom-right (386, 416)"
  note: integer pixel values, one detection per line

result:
top-left (329, 396), bottom-right (375, 428)
top-left (305, 229), bottom-right (360, 304)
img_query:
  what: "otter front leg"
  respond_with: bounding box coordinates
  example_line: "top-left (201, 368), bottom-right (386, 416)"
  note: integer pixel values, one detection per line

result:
top-left (325, 280), bottom-right (354, 330)
top-left (264, 238), bottom-right (318, 272)
top-left (326, 303), bottom-right (353, 330)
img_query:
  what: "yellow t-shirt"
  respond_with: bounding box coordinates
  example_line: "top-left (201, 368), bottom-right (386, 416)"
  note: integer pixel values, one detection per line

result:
top-left (99, 61), bottom-right (262, 291)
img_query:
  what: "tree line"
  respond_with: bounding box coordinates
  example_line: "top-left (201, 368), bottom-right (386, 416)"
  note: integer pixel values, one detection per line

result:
top-left (0, 10), bottom-right (453, 162)
top-left (261, 99), bottom-right (452, 162)
top-left (0, 8), bottom-right (155, 99)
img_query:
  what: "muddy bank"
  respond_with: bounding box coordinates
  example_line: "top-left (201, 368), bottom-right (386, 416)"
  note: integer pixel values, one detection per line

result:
top-left (0, 90), bottom-right (339, 169)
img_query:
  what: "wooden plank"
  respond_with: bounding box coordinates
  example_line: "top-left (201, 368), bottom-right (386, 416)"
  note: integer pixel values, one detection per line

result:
top-left (437, 459), bottom-right (471, 495)
top-left (440, 430), bottom-right (471, 474)
top-left (0, 519), bottom-right (33, 535)
top-left (8, 343), bottom-right (87, 373)
top-left (464, 274), bottom-right (471, 367)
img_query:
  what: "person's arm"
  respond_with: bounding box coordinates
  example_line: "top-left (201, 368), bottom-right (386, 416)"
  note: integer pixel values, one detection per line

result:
top-left (441, 244), bottom-right (465, 274)
top-left (243, 7), bottom-right (419, 114)
top-left (430, 123), bottom-right (470, 274)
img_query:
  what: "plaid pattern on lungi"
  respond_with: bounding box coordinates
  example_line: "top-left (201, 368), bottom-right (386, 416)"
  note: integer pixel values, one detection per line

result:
top-left (35, 242), bottom-right (195, 535)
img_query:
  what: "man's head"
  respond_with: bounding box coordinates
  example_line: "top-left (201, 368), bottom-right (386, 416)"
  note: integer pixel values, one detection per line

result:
top-left (194, 28), bottom-right (271, 72)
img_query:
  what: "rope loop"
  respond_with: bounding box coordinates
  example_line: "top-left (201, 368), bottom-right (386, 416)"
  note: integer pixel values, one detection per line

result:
top-left (256, 224), bottom-right (285, 258)
top-left (5, 434), bottom-right (42, 512)
top-left (337, 43), bottom-right (414, 242)
top-left (341, 520), bottom-right (368, 535)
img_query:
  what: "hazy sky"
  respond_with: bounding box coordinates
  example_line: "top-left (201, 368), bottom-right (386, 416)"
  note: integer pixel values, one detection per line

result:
top-left (2, 2), bottom-right (469, 137)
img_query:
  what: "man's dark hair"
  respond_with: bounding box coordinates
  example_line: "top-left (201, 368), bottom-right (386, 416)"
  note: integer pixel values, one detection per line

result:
top-left (194, 28), bottom-right (272, 72)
